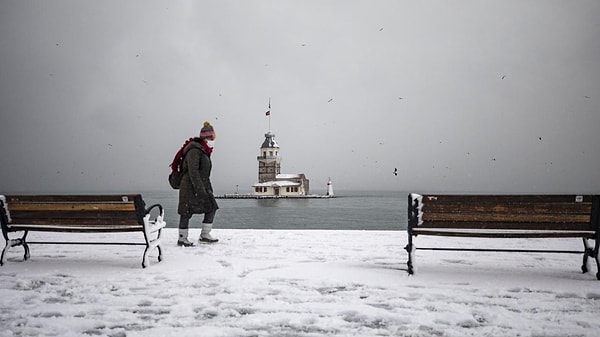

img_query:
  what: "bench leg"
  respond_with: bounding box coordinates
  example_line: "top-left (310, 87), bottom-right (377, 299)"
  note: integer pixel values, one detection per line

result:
top-left (0, 240), bottom-right (11, 266)
top-left (596, 252), bottom-right (600, 281)
top-left (405, 235), bottom-right (415, 275)
top-left (593, 238), bottom-right (600, 280)
top-left (142, 237), bottom-right (157, 268)
top-left (596, 244), bottom-right (600, 280)
top-left (582, 238), bottom-right (591, 274)
top-left (157, 242), bottom-right (164, 262)
top-left (596, 251), bottom-right (600, 281)
top-left (1, 231), bottom-right (30, 266)
top-left (141, 214), bottom-right (165, 268)
top-left (142, 246), bottom-right (149, 269)
top-left (142, 237), bottom-right (163, 268)
top-left (582, 238), bottom-right (600, 280)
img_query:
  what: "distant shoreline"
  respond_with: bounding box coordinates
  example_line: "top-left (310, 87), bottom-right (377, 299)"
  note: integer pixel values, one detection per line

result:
top-left (215, 193), bottom-right (335, 199)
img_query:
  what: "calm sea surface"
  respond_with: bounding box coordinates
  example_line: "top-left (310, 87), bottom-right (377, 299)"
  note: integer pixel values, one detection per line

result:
top-left (142, 190), bottom-right (409, 231)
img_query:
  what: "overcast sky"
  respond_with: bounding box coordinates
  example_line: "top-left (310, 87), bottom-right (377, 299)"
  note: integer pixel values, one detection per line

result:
top-left (1, 0), bottom-right (599, 194)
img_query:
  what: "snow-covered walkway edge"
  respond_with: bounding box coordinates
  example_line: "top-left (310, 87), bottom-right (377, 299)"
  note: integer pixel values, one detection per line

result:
top-left (1, 229), bottom-right (598, 337)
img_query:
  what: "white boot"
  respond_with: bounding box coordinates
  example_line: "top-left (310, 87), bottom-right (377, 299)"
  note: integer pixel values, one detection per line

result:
top-left (199, 223), bottom-right (218, 243)
top-left (177, 228), bottom-right (195, 247)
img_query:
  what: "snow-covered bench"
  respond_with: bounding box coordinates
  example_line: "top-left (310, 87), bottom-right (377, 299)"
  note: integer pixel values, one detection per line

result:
top-left (0, 194), bottom-right (166, 268)
top-left (406, 193), bottom-right (600, 279)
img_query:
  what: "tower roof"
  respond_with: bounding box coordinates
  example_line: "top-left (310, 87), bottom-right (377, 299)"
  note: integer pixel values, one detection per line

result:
top-left (261, 131), bottom-right (279, 148)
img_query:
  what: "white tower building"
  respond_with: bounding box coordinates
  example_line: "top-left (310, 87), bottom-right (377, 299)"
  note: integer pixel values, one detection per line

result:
top-left (326, 178), bottom-right (334, 197)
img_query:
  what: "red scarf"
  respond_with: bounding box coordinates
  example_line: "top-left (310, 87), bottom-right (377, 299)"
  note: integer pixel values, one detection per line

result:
top-left (169, 138), bottom-right (213, 172)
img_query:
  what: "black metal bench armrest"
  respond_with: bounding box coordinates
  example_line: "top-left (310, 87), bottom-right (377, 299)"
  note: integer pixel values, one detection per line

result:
top-left (145, 203), bottom-right (163, 216)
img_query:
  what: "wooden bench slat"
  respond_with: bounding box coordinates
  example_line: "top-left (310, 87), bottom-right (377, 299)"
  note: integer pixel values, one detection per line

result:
top-left (8, 202), bottom-right (137, 212)
top-left (411, 228), bottom-right (595, 238)
top-left (418, 194), bottom-right (594, 203)
top-left (415, 221), bottom-right (593, 231)
top-left (6, 195), bottom-right (141, 202)
top-left (422, 212), bottom-right (591, 223)
top-left (7, 225), bottom-right (143, 233)
top-left (11, 210), bottom-right (140, 221)
top-left (7, 219), bottom-right (141, 227)
top-left (422, 203), bottom-right (592, 215)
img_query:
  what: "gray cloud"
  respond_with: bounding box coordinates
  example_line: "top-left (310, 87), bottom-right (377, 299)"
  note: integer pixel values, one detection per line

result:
top-left (1, 0), bottom-right (599, 194)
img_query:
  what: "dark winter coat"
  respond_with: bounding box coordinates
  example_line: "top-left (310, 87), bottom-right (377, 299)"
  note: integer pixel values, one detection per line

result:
top-left (177, 140), bottom-right (219, 215)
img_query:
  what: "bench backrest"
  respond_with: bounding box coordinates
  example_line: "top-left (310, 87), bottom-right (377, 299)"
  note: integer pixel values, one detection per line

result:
top-left (408, 194), bottom-right (600, 232)
top-left (0, 194), bottom-right (146, 232)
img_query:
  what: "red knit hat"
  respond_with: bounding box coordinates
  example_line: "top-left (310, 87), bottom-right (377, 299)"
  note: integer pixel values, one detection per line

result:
top-left (199, 121), bottom-right (216, 140)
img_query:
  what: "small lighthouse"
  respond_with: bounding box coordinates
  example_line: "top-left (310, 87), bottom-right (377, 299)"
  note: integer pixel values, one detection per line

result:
top-left (326, 178), bottom-right (334, 197)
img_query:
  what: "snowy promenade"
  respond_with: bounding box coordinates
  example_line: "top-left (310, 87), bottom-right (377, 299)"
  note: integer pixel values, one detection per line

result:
top-left (1, 229), bottom-right (599, 336)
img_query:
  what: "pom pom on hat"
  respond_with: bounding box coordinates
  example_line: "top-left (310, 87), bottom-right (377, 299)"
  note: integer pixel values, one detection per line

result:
top-left (199, 121), bottom-right (216, 140)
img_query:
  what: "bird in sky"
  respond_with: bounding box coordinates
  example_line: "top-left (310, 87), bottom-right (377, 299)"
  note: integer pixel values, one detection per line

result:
top-left (393, 168), bottom-right (398, 176)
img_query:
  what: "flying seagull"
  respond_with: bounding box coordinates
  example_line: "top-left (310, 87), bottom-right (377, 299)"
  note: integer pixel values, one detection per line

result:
top-left (393, 168), bottom-right (398, 176)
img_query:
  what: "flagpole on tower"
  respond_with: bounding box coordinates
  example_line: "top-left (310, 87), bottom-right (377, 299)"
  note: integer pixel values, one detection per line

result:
top-left (265, 98), bottom-right (271, 131)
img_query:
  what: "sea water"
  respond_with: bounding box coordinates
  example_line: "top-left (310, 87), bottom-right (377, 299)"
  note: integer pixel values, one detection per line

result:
top-left (142, 190), bottom-right (408, 231)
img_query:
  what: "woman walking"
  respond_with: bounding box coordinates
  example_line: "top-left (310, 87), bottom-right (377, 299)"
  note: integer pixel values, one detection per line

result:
top-left (176, 121), bottom-right (219, 246)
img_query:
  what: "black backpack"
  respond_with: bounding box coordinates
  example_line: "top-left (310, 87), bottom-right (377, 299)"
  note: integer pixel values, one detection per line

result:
top-left (168, 165), bottom-right (185, 189)
top-left (168, 138), bottom-right (193, 189)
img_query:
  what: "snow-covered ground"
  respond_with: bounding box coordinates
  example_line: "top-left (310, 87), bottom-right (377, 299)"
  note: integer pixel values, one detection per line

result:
top-left (1, 229), bottom-right (599, 337)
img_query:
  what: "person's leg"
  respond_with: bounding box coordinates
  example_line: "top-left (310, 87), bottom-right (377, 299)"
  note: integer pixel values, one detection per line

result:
top-left (199, 210), bottom-right (218, 243)
top-left (202, 210), bottom-right (216, 224)
top-left (177, 213), bottom-right (195, 247)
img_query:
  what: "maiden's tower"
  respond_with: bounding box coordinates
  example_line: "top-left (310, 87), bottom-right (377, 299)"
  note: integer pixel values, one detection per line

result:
top-left (252, 130), bottom-right (310, 197)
